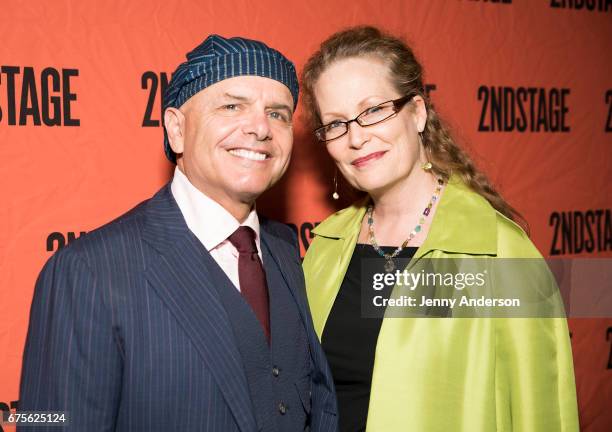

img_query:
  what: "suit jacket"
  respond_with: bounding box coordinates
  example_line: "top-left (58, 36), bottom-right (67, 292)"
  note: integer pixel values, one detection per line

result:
top-left (303, 177), bottom-right (578, 432)
top-left (19, 184), bottom-right (338, 432)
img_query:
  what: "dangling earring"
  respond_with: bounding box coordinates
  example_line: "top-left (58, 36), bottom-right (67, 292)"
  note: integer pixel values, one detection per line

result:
top-left (418, 131), bottom-right (432, 171)
top-left (332, 169), bottom-right (340, 200)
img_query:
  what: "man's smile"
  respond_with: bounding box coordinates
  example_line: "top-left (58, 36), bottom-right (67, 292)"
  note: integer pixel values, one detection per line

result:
top-left (228, 148), bottom-right (270, 161)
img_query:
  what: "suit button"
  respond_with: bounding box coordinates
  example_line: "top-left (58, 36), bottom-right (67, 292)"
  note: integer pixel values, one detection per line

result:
top-left (272, 366), bottom-right (280, 377)
top-left (278, 402), bottom-right (287, 415)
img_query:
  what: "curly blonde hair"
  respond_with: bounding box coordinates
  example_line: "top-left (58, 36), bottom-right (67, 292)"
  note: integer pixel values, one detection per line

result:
top-left (301, 26), bottom-right (526, 229)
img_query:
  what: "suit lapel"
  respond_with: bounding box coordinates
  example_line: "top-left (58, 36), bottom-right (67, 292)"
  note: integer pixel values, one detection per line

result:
top-left (260, 222), bottom-right (310, 328)
top-left (260, 222), bottom-right (338, 409)
top-left (141, 185), bottom-right (256, 432)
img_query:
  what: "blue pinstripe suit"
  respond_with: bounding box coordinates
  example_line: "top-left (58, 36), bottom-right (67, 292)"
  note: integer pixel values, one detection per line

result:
top-left (19, 184), bottom-right (338, 431)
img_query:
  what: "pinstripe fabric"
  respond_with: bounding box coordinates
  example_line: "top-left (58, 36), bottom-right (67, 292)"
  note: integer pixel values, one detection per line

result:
top-left (19, 184), bottom-right (338, 432)
top-left (261, 227), bottom-right (339, 432)
top-left (162, 34), bottom-right (299, 163)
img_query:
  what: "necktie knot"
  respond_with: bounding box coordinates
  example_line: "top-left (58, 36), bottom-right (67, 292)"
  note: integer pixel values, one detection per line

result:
top-left (228, 226), bottom-right (258, 255)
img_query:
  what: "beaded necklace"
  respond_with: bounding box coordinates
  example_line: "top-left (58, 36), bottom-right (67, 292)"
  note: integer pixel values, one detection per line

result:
top-left (367, 178), bottom-right (444, 272)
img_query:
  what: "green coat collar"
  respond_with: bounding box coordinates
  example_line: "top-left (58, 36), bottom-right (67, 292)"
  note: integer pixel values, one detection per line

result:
top-left (312, 176), bottom-right (498, 257)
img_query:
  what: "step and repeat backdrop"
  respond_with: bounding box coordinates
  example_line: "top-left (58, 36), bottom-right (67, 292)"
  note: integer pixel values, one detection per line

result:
top-left (1, 0), bottom-right (611, 430)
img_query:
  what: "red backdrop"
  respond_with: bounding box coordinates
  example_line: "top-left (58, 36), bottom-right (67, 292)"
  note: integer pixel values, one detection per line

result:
top-left (1, 0), bottom-right (611, 430)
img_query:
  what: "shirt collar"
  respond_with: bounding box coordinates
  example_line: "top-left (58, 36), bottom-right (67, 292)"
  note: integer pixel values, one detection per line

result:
top-left (312, 176), bottom-right (498, 256)
top-left (170, 167), bottom-right (261, 252)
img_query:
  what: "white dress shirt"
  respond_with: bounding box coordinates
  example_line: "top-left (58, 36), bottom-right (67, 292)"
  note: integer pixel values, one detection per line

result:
top-left (170, 167), bottom-right (262, 291)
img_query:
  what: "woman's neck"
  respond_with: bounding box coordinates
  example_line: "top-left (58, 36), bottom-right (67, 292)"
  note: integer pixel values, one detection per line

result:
top-left (370, 169), bottom-right (437, 221)
top-left (359, 168), bottom-right (442, 247)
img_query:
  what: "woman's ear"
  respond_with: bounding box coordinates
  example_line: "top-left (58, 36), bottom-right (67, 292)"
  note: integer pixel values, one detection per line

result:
top-left (411, 95), bottom-right (428, 133)
top-left (164, 107), bottom-right (186, 155)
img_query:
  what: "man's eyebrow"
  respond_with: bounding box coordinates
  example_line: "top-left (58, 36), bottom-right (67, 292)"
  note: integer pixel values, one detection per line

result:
top-left (222, 92), bottom-right (251, 102)
top-left (221, 93), bottom-right (292, 116)
top-left (267, 103), bottom-right (293, 115)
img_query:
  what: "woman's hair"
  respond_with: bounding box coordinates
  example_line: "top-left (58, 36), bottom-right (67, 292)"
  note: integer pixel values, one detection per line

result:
top-left (301, 26), bottom-right (526, 229)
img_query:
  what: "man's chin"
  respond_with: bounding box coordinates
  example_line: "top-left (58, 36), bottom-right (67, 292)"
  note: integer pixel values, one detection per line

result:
top-left (234, 185), bottom-right (272, 204)
top-left (233, 175), bottom-right (282, 199)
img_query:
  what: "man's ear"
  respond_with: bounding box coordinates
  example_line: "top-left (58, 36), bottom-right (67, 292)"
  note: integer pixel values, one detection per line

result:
top-left (164, 107), bottom-right (186, 155)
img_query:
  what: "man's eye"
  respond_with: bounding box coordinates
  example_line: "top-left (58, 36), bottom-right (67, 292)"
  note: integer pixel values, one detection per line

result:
top-left (269, 111), bottom-right (289, 122)
top-left (222, 104), bottom-right (239, 111)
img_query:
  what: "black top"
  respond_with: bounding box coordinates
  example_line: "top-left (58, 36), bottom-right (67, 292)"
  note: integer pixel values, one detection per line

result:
top-left (321, 244), bottom-right (417, 432)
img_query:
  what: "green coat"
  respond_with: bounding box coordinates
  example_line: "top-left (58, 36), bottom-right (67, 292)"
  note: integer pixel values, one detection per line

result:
top-left (303, 177), bottom-right (579, 431)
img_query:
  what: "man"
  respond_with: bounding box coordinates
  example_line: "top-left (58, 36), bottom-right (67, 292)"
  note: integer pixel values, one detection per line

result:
top-left (19, 35), bottom-right (338, 432)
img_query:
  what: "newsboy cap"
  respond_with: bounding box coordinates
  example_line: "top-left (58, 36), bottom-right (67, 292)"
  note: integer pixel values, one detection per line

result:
top-left (162, 34), bottom-right (299, 163)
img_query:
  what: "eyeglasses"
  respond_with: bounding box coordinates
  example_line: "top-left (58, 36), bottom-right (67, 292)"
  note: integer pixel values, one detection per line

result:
top-left (314, 94), bottom-right (416, 143)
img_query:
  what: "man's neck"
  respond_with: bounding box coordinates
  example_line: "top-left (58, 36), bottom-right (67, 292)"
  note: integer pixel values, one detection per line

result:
top-left (215, 199), bottom-right (254, 223)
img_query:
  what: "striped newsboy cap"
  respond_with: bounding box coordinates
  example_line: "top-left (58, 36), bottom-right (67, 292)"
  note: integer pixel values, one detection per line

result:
top-left (162, 34), bottom-right (299, 163)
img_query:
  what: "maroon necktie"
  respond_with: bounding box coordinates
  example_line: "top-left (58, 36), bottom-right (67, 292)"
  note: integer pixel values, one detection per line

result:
top-left (228, 226), bottom-right (271, 343)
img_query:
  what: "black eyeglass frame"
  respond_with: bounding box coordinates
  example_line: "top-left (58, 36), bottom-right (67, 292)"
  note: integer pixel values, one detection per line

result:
top-left (314, 93), bottom-right (417, 143)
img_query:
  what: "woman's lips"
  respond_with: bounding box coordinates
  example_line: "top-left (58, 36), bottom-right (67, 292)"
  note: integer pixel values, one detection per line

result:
top-left (351, 151), bottom-right (387, 168)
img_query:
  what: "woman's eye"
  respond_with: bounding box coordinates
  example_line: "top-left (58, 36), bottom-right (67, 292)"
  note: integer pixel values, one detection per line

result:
top-left (327, 121), bottom-right (343, 129)
top-left (365, 106), bottom-right (383, 115)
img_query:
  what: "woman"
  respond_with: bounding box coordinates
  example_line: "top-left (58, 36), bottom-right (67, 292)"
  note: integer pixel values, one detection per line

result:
top-left (301, 26), bottom-right (578, 431)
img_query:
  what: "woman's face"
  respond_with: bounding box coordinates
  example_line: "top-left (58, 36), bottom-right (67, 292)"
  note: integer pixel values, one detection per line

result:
top-left (314, 56), bottom-right (427, 194)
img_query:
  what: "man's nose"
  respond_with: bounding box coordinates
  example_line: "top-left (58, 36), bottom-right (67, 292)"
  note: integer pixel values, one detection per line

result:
top-left (243, 109), bottom-right (272, 141)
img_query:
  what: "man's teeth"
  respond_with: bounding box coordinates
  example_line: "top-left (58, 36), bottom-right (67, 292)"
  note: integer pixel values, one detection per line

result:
top-left (228, 149), bottom-right (268, 161)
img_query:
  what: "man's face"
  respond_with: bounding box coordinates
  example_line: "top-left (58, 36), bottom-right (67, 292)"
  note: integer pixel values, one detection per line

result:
top-left (167, 76), bottom-right (294, 211)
